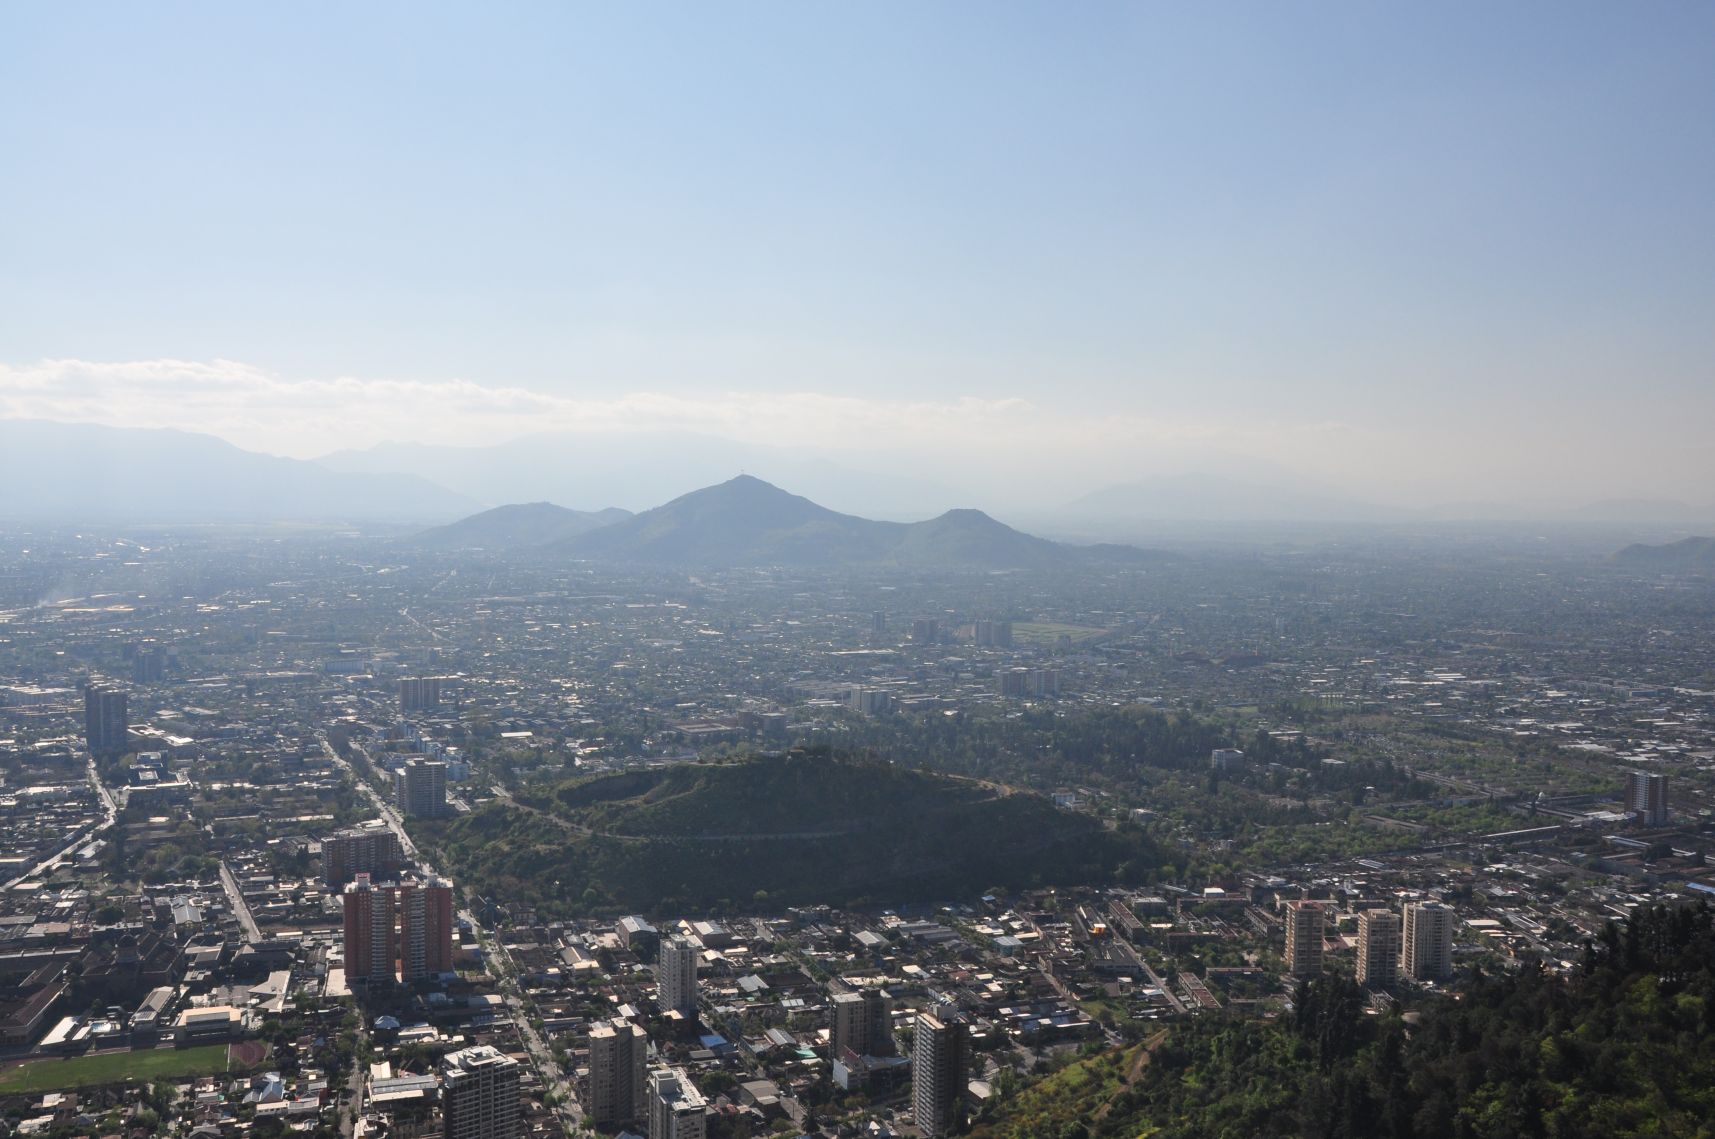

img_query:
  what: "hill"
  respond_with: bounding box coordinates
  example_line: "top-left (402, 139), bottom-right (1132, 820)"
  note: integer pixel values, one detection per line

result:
top-left (0, 419), bottom-right (477, 523)
top-left (889, 508), bottom-right (1070, 569)
top-left (420, 750), bottom-right (1159, 916)
top-left (552, 475), bottom-right (1165, 569)
top-left (404, 501), bottom-right (631, 551)
top-left (1615, 536), bottom-right (1715, 570)
top-left (972, 903), bottom-right (1715, 1139)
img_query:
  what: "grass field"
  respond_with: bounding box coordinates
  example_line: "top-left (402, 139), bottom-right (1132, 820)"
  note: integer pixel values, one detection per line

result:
top-left (0, 1043), bottom-right (234, 1093)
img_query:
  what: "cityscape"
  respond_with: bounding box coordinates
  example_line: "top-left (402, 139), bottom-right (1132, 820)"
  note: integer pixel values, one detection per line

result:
top-left (0, 482), bottom-right (1712, 1136)
top-left (5, 3), bottom-right (1715, 1136)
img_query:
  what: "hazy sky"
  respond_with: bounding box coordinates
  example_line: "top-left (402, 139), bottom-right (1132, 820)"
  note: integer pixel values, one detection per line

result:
top-left (4, 2), bottom-right (1714, 507)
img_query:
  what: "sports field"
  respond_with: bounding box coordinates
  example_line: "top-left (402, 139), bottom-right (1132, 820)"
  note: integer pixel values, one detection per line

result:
top-left (0, 1043), bottom-right (235, 1093)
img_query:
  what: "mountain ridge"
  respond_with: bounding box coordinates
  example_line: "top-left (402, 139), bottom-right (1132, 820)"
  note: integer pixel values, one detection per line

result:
top-left (545, 474), bottom-right (1172, 568)
top-left (0, 419), bottom-right (479, 523)
top-left (1614, 536), bottom-right (1715, 569)
top-left (404, 501), bottom-right (631, 551)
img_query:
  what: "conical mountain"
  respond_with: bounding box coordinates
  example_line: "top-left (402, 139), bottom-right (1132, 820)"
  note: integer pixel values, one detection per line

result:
top-left (554, 475), bottom-right (897, 566)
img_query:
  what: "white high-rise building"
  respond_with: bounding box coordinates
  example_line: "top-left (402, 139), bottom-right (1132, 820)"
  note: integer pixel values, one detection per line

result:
top-left (441, 1045), bottom-right (520, 1139)
top-left (658, 936), bottom-right (698, 1018)
top-left (646, 1067), bottom-right (707, 1139)
top-left (395, 758), bottom-right (449, 818)
top-left (1357, 910), bottom-right (1401, 987)
top-left (1402, 902), bottom-right (1455, 981)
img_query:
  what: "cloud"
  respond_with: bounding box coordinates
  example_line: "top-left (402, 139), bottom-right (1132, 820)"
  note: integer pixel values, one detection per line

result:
top-left (29, 356), bottom-right (1569, 512)
top-left (0, 356), bottom-right (1345, 464)
top-left (6, 355), bottom-right (1711, 507)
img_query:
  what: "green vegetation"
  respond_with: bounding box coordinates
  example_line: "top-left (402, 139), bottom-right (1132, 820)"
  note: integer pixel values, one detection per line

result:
top-left (974, 1033), bottom-right (1168, 1138)
top-left (1381, 800), bottom-right (1522, 835)
top-left (974, 902), bottom-right (1715, 1139)
top-left (100, 807), bottom-right (221, 884)
top-left (421, 749), bottom-right (1160, 916)
top-left (0, 1043), bottom-right (235, 1092)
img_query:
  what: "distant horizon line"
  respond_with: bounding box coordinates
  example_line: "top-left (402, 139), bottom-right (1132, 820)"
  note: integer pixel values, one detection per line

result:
top-left (3, 413), bottom-right (1715, 527)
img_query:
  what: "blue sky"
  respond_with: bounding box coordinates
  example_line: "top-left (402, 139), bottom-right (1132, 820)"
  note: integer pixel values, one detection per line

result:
top-left (3, 2), bottom-right (1713, 506)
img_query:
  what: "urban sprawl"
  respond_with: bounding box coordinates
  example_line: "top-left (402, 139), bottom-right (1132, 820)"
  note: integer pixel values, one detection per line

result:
top-left (0, 524), bottom-right (1712, 1139)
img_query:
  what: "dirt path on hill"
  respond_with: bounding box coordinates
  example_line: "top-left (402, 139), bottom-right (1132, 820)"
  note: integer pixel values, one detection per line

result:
top-left (1091, 1029), bottom-right (1170, 1124)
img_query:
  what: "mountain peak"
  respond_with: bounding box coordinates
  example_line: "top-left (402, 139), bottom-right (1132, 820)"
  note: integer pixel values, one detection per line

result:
top-left (927, 507), bottom-right (1001, 526)
top-left (705, 474), bottom-right (795, 499)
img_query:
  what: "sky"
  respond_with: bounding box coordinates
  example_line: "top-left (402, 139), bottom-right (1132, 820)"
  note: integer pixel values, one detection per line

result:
top-left (3, 2), bottom-right (1714, 510)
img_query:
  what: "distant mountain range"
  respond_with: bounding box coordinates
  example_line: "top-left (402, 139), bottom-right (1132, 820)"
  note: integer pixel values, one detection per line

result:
top-left (404, 502), bottom-right (634, 551)
top-left (416, 475), bottom-right (1172, 569)
top-left (4, 417), bottom-right (1711, 534)
top-left (316, 430), bottom-right (970, 520)
top-left (0, 419), bottom-right (478, 522)
top-left (1614, 536), bottom-right (1715, 569)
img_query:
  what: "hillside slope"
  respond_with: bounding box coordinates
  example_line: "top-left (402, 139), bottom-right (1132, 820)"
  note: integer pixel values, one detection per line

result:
top-left (404, 502), bottom-right (630, 550)
top-left (888, 508), bottom-right (1071, 569)
top-left (972, 903), bottom-right (1715, 1139)
top-left (1615, 536), bottom-right (1715, 569)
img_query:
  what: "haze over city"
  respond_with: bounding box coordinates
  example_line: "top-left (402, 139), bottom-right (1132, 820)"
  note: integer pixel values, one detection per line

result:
top-left (5, 2), bottom-right (1715, 516)
top-left (7, 6), bottom-right (1715, 1138)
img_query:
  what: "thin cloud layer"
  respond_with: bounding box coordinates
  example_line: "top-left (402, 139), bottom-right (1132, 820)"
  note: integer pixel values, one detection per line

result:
top-left (18, 355), bottom-right (1696, 509)
top-left (0, 357), bottom-right (1345, 486)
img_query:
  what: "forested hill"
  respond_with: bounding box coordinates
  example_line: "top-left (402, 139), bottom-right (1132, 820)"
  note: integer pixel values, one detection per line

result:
top-left (973, 902), bottom-right (1715, 1139)
top-left (420, 750), bottom-right (1160, 916)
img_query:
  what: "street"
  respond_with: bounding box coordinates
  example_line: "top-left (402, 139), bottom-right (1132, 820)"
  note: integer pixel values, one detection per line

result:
top-left (319, 732), bottom-right (586, 1135)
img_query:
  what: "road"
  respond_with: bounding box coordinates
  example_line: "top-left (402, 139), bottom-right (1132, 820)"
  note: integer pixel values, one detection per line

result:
top-left (1132, 954), bottom-right (1188, 1016)
top-left (467, 912), bottom-right (586, 1135)
top-left (320, 732), bottom-right (585, 1135)
top-left (2, 755), bottom-right (122, 891)
top-left (340, 1023), bottom-right (368, 1139)
top-left (319, 735), bottom-right (420, 861)
top-left (218, 859), bottom-right (263, 942)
